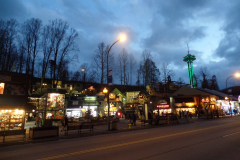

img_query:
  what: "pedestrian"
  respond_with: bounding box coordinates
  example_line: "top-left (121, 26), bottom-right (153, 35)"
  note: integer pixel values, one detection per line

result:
top-left (61, 116), bottom-right (65, 132)
top-left (184, 110), bottom-right (187, 119)
top-left (35, 115), bottom-right (41, 127)
top-left (132, 113), bottom-right (137, 126)
top-left (64, 115), bottom-right (69, 130)
top-left (148, 111), bottom-right (153, 121)
top-left (128, 117), bottom-right (132, 125)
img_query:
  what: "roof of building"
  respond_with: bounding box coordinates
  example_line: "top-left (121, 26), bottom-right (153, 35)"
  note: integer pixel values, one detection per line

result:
top-left (197, 88), bottom-right (238, 101)
top-left (171, 85), bottom-right (212, 97)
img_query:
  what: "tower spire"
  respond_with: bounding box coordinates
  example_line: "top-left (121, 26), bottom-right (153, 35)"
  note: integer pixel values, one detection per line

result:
top-left (183, 45), bottom-right (196, 88)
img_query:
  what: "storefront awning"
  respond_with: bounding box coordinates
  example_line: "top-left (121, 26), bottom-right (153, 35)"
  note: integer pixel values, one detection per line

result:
top-left (175, 97), bottom-right (195, 103)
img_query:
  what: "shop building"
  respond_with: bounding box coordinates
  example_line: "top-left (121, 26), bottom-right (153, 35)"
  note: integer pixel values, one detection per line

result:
top-left (171, 86), bottom-right (216, 114)
top-left (66, 96), bottom-right (100, 118)
top-left (0, 71), bottom-right (30, 131)
top-left (125, 91), bottom-right (140, 118)
top-left (37, 88), bottom-right (67, 126)
top-left (152, 98), bottom-right (171, 116)
top-left (197, 88), bottom-right (239, 114)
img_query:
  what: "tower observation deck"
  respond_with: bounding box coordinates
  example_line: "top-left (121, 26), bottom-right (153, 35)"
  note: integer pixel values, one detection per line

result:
top-left (183, 53), bottom-right (196, 88)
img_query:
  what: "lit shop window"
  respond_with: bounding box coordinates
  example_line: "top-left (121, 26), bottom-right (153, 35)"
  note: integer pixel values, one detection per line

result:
top-left (0, 83), bottom-right (5, 94)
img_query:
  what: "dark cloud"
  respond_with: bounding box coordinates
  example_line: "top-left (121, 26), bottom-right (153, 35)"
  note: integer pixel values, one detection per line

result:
top-left (214, 1), bottom-right (240, 67)
top-left (0, 0), bottom-right (27, 20)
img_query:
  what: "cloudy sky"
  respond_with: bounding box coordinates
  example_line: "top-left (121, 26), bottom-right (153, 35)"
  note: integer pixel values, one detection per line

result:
top-left (1, 0), bottom-right (240, 89)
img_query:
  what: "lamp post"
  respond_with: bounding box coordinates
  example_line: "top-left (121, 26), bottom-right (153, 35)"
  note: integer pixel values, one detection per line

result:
top-left (226, 73), bottom-right (240, 116)
top-left (82, 68), bottom-right (85, 89)
top-left (106, 35), bottom-right (126, 130)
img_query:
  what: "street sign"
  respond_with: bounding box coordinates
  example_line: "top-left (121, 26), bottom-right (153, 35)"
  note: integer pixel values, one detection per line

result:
top-left (108, 70), bottom-right (112, 86)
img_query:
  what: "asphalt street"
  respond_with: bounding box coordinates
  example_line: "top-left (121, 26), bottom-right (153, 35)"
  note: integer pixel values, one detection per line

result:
top-left (1, 117), bottom-right (240, 160)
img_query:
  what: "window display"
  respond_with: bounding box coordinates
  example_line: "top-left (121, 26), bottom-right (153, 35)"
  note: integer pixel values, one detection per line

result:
top-left (0, 109), bottom-right (24, 131)
top-left (47, 93), bottom-right (65, 108)
top-left (45, 110), bottom-right (64, 119)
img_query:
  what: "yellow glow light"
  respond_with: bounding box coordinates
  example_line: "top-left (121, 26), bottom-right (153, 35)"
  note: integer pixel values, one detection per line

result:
top-left (235, 73), bottom-right (240, 77)
top-left (119, 35), bottom-right (126, 42)
top-left (225, 97), bottom-right (228, 100)
top-left (186, 103), bottom-right (195, 107)
top-left (103, 87), bottom-right (108, 93)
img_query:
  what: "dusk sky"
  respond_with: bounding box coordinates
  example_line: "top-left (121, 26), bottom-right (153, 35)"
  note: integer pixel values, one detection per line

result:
top-left (1, 0), bottom-right (240, 89)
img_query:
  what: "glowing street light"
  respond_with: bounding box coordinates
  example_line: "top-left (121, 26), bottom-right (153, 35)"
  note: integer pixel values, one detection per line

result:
top-left (106, 35), bottom-right (126, 130)
top-left (103, 87), bottom-right (108, 94)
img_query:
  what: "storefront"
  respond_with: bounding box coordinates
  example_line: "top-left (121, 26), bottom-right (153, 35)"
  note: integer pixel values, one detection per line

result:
top-left (174, 97), bottom-right (197, 114)
top-left (0, 71), bottom-right (30, 131)
top-left (37, 88), bottom-right (67, 126)
top-left (104, 93), bottom-right (121, 116)
top-left (0, 109), bottom-right (25, 131)
top-left (66, 96), bottom-right (99, 118)
top-left (200, 96), bottom-right (218, 112)
top-left (217, 100), bottom-right (239, 114)
top-left (153, 99), bottom-right (171, 116)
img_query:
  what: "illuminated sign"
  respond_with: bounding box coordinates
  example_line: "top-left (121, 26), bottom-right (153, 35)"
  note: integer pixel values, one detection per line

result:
top-left (158, 100), bottom-right (167, 104)
top-left (157, 105), bottom-right (169, 108)
top-left (84, 97), bottom-right (96, 101)
top-left (109, 93), bottom-right (116, 99)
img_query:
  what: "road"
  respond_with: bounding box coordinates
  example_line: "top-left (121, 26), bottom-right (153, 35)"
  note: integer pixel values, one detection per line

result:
top-left (1, 117), bottom-right (240, 160)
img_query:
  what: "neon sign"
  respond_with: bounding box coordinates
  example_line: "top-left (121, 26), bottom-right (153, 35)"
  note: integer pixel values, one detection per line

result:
top-left (157, 105), bottom-right (169, 108)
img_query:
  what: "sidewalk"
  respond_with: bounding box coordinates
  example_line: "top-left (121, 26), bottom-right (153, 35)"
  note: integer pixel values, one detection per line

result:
top-left (0, 116), bottom-right (234, 147)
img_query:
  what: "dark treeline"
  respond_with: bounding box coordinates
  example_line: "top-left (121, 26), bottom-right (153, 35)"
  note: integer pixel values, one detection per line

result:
top-left (0, 18), bottom-right (78, 92)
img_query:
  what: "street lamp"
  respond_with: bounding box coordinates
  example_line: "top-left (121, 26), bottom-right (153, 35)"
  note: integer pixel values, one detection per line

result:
top-left (226, 73), bottom-right (240, 116)
top-left (82, 68), bottom-right (85, 89)
top-left (106, 35), bottom-right (126, 130)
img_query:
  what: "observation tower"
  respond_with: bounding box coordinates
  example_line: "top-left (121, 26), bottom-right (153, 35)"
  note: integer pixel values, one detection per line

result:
top-left (183, 46), bottom-right (196, 88)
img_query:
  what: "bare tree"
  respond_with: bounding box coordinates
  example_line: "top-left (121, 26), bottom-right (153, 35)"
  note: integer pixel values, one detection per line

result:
top-left (22, 18), bottom-right (42, 93)
top-left (199, 67), bottom-right (210, 89)
top-left (129, 53), bottom-right (136, 85)
top-left (16, 36), bottom-right (26, 73)
top-left (0, 19), bottom-right (19, 71)
top-left (40, 24), bottom-right (54, 91)
top-left (176, 77), bottom-right (185, 87)
top-left (137, 50), bottom-right (160, 87)
top-left (47, 19), bottom-right (78, 88)
top-left (161, 63), bottom-right (174, 84)
top-left (117, 48), bottom-right (129, 88)
top-left (92, 42), bottom-right (107, 87)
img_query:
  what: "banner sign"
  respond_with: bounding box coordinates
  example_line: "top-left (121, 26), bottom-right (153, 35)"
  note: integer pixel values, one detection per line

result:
top-left (108, 70), bottom-right (112, 86)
